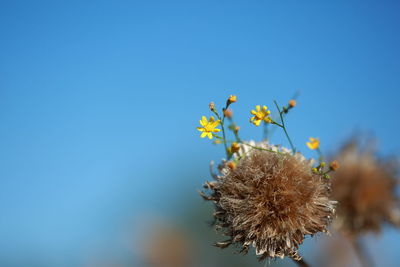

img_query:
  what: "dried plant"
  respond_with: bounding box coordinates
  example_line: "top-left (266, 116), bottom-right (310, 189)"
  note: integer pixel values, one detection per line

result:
top-left (201, 144), bottom-right (335, 261)
top-left (331, 140), bottom-right (400, 236)
top-left (196, 95), bottom-right (339, 265)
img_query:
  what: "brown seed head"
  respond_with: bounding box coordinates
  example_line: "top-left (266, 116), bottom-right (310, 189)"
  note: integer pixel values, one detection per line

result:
top-left (201, 146), bottom-right (336, 260)
top-left (331, 141), bottom-right (400, 236)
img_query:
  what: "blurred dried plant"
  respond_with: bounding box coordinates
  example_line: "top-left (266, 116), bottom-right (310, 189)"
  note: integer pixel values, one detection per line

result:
top-left (331, 139), bottom-right (400, 236)
top-left (331, 138), bottom-right (400, 266)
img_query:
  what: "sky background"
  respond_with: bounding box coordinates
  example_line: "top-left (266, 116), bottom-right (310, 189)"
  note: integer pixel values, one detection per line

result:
top-left (1, 0), bottom-right (400, 266)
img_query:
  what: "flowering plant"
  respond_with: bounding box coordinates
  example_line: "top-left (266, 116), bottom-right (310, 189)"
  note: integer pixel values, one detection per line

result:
top-left (197, 95), bottom-right (339, 266)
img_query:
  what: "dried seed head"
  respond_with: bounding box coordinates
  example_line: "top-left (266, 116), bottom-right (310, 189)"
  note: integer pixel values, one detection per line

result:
top-left (331, 141), bottom-right (400, 236)
top-left (201, 143), bottom-right (336, 260)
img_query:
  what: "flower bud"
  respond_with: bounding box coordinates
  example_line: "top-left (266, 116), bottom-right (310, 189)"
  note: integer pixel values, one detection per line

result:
top-left (226, 161), bottom-right (236, 170)
top-left (329, 160), bottom-right (339, 171)
top-left (289, 99), bottom-right (296, 108)
top-left (227, 95), bottom-right (237, 105)
top-left (230, 142), bottom-right (240, 153)
top-left (223, 109), bottom-right (233, 118)
top-left (209, 102), bottom-right (215, 111)
top-left (323, 174), bottom-right (331, 179)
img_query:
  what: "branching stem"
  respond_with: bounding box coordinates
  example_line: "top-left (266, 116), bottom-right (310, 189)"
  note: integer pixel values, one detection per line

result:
top-left (273, 101), bottom-right (296, 153)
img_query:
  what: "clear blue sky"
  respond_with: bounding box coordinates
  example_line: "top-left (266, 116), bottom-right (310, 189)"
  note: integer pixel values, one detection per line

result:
top-left (1, 0), bottom-right (399, 266)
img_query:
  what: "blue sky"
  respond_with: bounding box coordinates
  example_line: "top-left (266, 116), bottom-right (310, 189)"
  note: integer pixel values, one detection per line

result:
top-left (1, 0), bottom-right (400, 266)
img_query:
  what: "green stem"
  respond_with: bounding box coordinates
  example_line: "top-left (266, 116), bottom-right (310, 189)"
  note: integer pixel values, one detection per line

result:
top-left (263, 121), bottom-right (269, 141)
top-left (317, 148), bottom-right (324, 162)
top-left (211, 135), bottom-right (285, 156)
top-left (241, 143), bottom-right (285, 155)
top-left (227, 118), bottom-right (241, 143)
top-left (215, 112), bottom-right (229, 158)
top-left (273, 101), bottom-right (296, 153)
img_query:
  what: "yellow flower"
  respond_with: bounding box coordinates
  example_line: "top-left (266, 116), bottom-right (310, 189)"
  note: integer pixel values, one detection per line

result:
top-left (197, 116), bottom-right (221, 139)
top-left (306, 137), bottom-right (320, 150)
top-left (250, 105), bottom-right (271, 126)
top-left (228, 95), bottom-right (237, 103)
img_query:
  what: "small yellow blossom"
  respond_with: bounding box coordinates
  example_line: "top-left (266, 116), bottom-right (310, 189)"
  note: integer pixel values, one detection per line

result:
top-left (306, 137), bottom-right (320, 150)
top-left (250, 105), bottom-right (271, 126)
top-left (197, 116), bottom-right (221, 139)
top-left (229, 142), bottom-right (240, 153)
top-left (228, 95), bottom-right (237, 104)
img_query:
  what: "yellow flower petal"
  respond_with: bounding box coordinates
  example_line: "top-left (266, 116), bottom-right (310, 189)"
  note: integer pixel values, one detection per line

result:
top-left (211, 120), bottom-right (220, 128)
top-left (306, 137), bottom-right (320, 150)
top-left (256, 105), bottom-right (260, 111)
top-left (201, 132), bottom-right (208, 138)
top-left (197, 127), bottom-right (205, 132)
top-left (200, 116), bottom-right (208, 126)
top-left (264, 117), bottom-right (272, 123)
top-left (207, 132), bottom-right (213, 139)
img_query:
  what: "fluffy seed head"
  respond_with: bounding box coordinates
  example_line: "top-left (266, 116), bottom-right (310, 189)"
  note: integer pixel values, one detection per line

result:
top-left (201, 143), bottom-right (336, 260)
top-left (331, 141), bottom-right (400, 236)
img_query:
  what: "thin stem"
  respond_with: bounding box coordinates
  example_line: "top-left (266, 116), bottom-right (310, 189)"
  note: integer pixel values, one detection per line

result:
top-left (263, 121), bottom-right (269, 141)
top-left (213, 111), bottom-right (229, 158)
top-left (291, 258), bottom-right (310, 267)
top-left (227, 117), bottom-right (241, 143)
top-left (273, 101), bottom-right (296, 153)
top-left (242, 143), bottom-right (285, 155)
top-left (316, 148), bottom-right (324, 162)
top-left (265, 92), bottom-right (300, 141)
top-left (350, 238), bottom-right (373, 267)
top-left (211, 136), bottom-right (286, 156)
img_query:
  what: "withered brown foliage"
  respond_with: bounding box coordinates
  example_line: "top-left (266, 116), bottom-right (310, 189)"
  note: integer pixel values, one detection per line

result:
top-left (331, 141), bottom-right (400, 236)
top-left (200, 149), bottom-right (336, 260)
